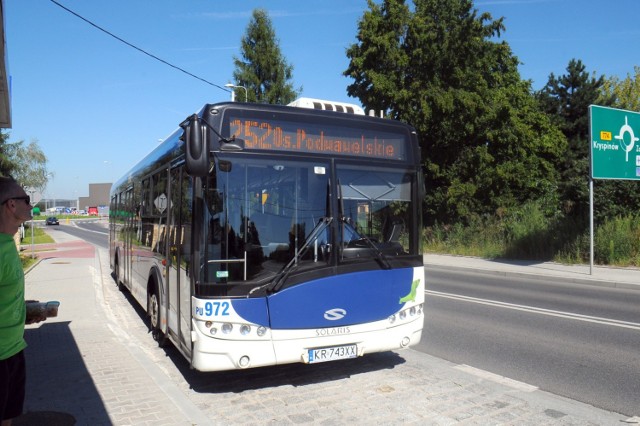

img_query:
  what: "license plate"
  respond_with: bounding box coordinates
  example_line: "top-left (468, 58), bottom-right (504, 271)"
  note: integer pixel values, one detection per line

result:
top-left (308, 344), bottom-right (357, 364)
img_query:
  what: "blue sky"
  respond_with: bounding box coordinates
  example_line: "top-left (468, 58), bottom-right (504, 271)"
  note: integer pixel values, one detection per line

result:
top-left (5, 0), bottom-right (640, 200)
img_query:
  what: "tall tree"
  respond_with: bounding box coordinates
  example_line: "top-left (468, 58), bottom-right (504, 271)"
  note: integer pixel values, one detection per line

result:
top-left (600, 66), bottom-right (640, 112)
top-left (232, 9), bottom-right (299, 105)
top-left (536, 59), bottom-right (610, 220)
top-left (1, 138), bottom-right (51, 191)
top-left (0, 130), bottom-right (14, 176)
top-left (345, 0), bottom-right (565, 224)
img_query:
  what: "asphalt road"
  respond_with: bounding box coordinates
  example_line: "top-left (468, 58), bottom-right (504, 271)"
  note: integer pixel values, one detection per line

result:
top-left (49, 220), bottom-right (108, 248)
top-left (420, 267), bottom-right (640, 417)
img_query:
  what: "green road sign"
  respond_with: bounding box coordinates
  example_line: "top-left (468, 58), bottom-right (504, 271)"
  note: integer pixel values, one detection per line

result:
top-left (590, 105), bottom-right (640, 180)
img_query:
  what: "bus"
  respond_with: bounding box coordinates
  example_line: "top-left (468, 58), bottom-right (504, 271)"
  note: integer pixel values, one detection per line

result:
top-left (109, 99), bottom-right (425, 372)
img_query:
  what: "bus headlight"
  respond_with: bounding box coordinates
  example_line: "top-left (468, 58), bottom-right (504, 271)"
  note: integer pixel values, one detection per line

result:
top-left (200, 320), bottom-right (270, 338)
top-left (389, 304), bottom-right (424, 326)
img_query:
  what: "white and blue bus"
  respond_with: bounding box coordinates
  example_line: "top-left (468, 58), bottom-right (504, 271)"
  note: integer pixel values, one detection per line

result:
top-left (109, 99), bottom-right (424, 372)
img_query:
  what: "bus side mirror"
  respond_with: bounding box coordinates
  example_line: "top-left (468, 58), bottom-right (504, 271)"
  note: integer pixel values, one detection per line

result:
top-left (183, 114), bottom-right (209, 177)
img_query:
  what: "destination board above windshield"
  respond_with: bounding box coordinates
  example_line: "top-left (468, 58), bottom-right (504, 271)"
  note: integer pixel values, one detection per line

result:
top-left (227, 116), bottom-right (408, 161)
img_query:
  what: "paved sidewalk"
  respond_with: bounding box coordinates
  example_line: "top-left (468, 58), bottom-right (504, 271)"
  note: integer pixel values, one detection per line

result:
top-left (424, 253), bottom-right (640, 291)
top-left (13, 227), bottom-right (637, 425)
top-left (18, 228), bottom-right (208, 426)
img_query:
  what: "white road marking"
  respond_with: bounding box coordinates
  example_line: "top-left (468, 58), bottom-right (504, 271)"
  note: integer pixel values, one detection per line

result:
top-left (70, 221), bottom-right (108, 234)
top-left (426, 290), bottom-right (640, 331)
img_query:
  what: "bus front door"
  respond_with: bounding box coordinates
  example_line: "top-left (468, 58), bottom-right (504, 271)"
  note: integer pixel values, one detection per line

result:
top-left (166, 166), bottom-right (193, 358)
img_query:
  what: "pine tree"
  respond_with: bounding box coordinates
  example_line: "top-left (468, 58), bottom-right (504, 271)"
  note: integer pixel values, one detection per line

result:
top-left (232, 9), bottom-right (299, 105)
top-left (536, 59), bottom-right (609, 220)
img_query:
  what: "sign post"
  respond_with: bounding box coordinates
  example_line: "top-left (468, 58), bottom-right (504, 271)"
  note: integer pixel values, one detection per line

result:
top-left (25, 189), bottom-right (38, 257)
top-left (589, 105), bottom-right (640, 274)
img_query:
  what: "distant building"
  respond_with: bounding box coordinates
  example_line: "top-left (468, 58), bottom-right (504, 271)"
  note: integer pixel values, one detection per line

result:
top-left (78, 183), bottom-right (111, 214)
top-left (40, 199), bottom-right (76, 211)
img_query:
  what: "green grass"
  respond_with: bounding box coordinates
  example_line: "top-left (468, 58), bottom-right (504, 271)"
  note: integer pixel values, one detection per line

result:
top-left (21, 226), bottom-right (55, 245)
top-left (21, 255), bottom-right (38, 270)
top-left (20, 226), bottom-right (55, 270)
top-left (33, 214), bottom-right (85, 221)
top-left (423, 201), bottom-right (640, 267)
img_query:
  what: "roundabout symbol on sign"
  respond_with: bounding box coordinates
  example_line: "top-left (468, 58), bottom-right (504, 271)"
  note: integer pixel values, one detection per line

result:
top-left (614, 116), bottom-right (639, 162)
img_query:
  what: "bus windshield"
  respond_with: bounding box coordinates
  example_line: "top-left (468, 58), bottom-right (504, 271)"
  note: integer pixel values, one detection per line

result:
top-left (197, 155), bottom-right (418, 297)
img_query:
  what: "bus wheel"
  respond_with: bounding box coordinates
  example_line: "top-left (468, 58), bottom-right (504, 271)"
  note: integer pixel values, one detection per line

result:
top-left (114, 257), bottom-right (125, 292)
top-left (149, 287), bottom-right (166, 347)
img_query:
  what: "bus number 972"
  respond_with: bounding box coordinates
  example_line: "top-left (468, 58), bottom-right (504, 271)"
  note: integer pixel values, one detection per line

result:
top-left (195, 301), bottom-right (230, 318)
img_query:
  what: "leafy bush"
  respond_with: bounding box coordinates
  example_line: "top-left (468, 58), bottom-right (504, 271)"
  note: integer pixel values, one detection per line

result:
top-left (422, 200), bottom-right (640, 266)
top-left (594, 215), bottom-right (640, 266)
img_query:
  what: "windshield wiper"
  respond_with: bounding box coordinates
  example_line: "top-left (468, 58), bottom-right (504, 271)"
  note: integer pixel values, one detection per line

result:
top-left (249, 217), bottom-right (333, 295)
top-left (342, 219), bottom-right (392, 270)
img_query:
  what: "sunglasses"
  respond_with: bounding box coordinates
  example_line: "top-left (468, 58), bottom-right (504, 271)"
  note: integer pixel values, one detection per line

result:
top-left (1, 196), bottom-right (31, 205)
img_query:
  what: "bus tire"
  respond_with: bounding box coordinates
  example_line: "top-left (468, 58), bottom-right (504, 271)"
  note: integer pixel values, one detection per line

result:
top-left (114, 255), bottom-right (125, 292)
top-left (148, 282), bottom-right (167, 347)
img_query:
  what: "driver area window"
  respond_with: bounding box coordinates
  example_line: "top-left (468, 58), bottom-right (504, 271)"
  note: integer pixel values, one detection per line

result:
top-left (199, 157), bottom-right (331, 293)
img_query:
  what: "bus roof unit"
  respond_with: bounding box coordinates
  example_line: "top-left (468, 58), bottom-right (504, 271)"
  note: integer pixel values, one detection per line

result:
top-left (287, 97), bottom-right (365, 115)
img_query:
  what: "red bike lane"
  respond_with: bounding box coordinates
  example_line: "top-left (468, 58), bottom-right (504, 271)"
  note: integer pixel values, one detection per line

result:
top-left (26, 240), bottom-right (95, 259)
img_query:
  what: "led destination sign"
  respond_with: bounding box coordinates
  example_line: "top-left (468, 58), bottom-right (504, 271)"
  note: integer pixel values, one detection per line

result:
top-left (229, 117), bottom-right (408, 160)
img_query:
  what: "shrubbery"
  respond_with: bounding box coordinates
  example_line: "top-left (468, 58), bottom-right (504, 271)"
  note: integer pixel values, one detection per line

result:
top-left (594, 215), bottom-right (640, 266)
top-left (423, 201), bottom-right (640, 267)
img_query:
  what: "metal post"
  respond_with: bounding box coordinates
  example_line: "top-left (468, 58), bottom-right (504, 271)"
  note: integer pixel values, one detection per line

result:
top-left (30, 218), bottom-right (34, 257)
top-left (589, 178), bottom-right (594, 275)
top-left (27, 189), bottom-right (35, 258)
top-left (224, 83), bottom-right (248, 102)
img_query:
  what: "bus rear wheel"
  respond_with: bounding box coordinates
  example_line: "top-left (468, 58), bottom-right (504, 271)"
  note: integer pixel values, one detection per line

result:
top-left (148, 287), bottom-right (166, 347)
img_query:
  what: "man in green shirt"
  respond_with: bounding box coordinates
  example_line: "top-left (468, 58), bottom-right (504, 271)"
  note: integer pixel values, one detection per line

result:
top-left (0, 177), bottom-right (45, 426)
